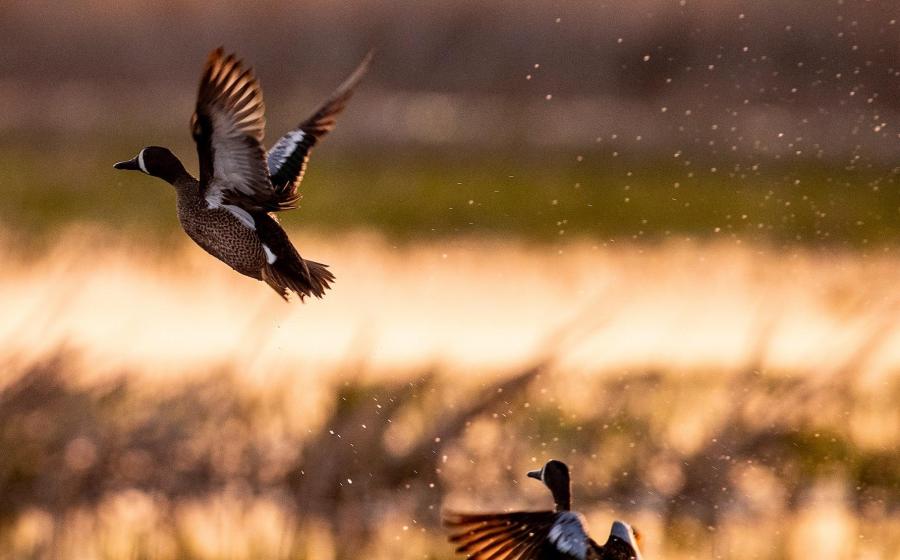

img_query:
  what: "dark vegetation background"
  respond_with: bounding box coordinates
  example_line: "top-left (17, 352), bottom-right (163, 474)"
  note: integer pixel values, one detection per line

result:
top-left (1, 0), bottom-right (898, 245)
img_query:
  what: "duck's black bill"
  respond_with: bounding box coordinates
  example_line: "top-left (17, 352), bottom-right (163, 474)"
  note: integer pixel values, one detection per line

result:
top-left (113, 158), bottom-right (140, 170)
top-left (526, 469), bottom-right (542, 480)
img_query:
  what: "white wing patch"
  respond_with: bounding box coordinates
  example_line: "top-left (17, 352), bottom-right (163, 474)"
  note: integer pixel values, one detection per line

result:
top-left (267, 129), bottom-right (305, 175)
top-left (206, 189), bottom-right (224, 208)
top-left (206, 185), bottom-right (256, 230)
top-left (262, 244), bottom-right (277, 264)
top-left (548, 512), bottom-right (589, 560)
top-left (223, 204), bottom-right (255, 229)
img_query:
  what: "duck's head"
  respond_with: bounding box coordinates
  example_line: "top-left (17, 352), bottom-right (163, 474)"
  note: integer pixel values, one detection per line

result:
top-left (114, 146), bottom-right (188, 184)
top-left (527, 459), bottom-right (571, 511)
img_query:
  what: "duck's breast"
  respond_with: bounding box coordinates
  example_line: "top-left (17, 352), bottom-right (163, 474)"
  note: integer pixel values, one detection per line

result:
top-left (177, 201), bottom-right (266, 279)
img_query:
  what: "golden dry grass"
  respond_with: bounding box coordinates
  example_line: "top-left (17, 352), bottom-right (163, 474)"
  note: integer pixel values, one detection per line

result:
top-left (4, 227), bottom-right (900, 382)
top-left (0, 226), bottom-right (898, 560)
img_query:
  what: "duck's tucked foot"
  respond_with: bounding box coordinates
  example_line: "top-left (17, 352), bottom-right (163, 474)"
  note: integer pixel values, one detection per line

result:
top-left (262, 257), bottom-right (335, 302)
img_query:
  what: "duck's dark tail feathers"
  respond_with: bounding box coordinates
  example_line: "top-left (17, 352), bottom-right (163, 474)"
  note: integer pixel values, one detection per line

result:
top-left (304, 259), bottom-right (335, 297)
top-left (263, 255), bottom-right (335, 302)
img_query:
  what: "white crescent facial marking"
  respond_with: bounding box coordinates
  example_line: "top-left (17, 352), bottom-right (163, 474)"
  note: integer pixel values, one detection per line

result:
top-left (262, 244), bottom-right (277, 264)
top-left (137, 148), bottom-right (148, 174)
top-left (548, 512), bottom-right (588, 560)
top-left (223, 204), bottom-right (255, 230)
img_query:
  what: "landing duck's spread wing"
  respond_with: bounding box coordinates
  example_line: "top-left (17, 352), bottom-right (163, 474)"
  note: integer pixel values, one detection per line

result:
top-left (192, 48), bottom-right (281, 211)
top-left (445, 510), bottom-right (587, 560)
top-left (267, 51), bottom-right (372, 209)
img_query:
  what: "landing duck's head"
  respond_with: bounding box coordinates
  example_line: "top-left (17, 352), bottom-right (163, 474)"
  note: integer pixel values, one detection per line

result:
top-left (527, 459), bottom-right (571, 510)
top-left (114, 146), bottom-right (187, 184)
top-left (527, 459), bottom-right (570, 486)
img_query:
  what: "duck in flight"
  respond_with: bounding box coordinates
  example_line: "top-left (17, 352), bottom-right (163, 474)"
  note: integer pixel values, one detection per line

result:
top-left (444, 460), bottom-right (644, 560)
top-left (114, 48), bottom-right (371, 300)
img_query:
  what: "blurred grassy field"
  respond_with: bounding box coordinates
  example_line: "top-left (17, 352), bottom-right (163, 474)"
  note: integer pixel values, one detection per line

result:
top-left (2, 138), bottom-right (899, 247)
top-left (1, 131), bottom-right (900, 560)
top-left (1, 231), bottom-right (898, 560)
top-left (3, 1), bottom-right (900, 558)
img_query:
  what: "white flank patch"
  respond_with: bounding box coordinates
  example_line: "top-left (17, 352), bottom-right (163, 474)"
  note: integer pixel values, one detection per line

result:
top-left (137, 148), bottom-right (148, 174)
top-left (262, 244), bottom-right (277, 264)
top-left (223, 204), bottom-right (255, 229)
top-left (548, 512), bottom-right (588, 560)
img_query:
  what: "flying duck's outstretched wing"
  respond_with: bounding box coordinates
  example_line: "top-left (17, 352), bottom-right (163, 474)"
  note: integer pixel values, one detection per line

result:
top-left (266, 51), bottom-right (373, 209)
top-left (191, 48), bottom-right (284, 212)
top-left (444, 510), bottom-right (592, 560)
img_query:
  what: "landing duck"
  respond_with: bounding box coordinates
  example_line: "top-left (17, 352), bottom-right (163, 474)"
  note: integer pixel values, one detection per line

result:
top-left (114, 48), bottom-right (370, 300)
top-left (444, 460), bottom-right (643, 560)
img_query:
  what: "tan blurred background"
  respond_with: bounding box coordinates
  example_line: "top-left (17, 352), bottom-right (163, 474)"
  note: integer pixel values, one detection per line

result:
top-left (0, 1), bottom-right (899, 559)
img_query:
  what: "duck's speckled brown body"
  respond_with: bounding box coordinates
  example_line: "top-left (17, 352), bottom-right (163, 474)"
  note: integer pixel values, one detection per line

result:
top-left (174, 177), bottom-right (265, 278)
